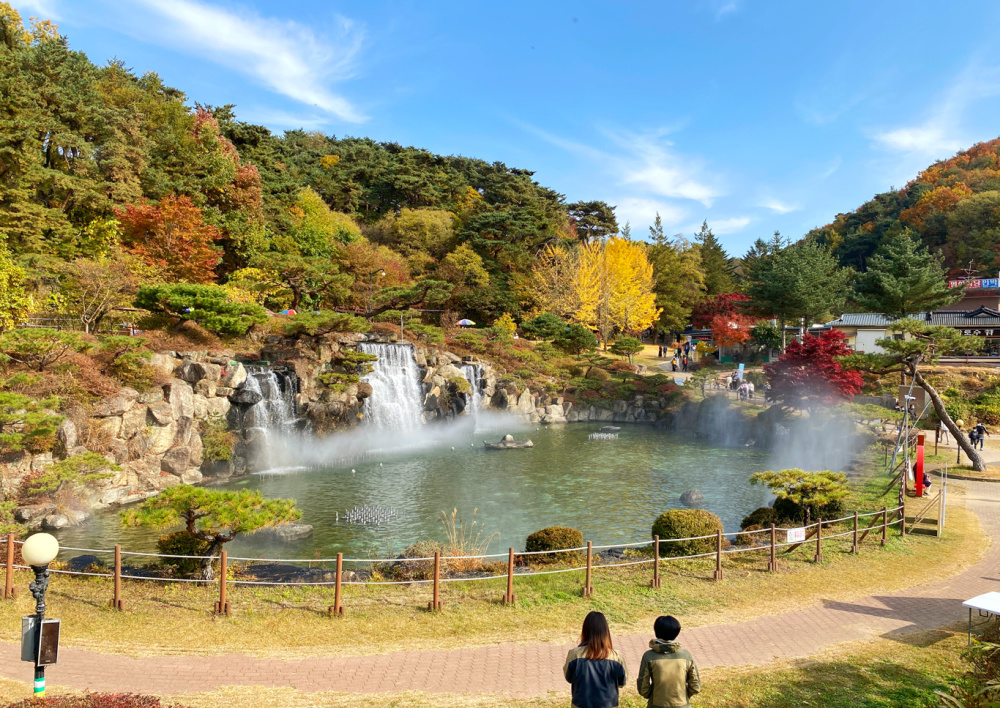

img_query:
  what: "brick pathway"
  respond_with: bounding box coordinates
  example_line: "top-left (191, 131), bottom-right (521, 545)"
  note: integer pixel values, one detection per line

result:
top-left (0, 481), bottom-right (996, 697)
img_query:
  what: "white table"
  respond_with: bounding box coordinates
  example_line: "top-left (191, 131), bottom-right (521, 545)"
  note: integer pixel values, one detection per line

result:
top-left (963, 592), bottom-right (1000, 643)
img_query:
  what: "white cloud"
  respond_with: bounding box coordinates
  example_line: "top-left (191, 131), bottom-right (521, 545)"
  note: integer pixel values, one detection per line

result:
top-left (236, 108), bottom-right (333, 132)
top-left (13, 0), bottom-right (59, 19)
top-left (712, 0), bottom-right (741, 19)
top-left (819, 155), bottom-right (842, 180)
top-left (870, 63), bottom-right (1000, 160)
top-left (706, 216), bottom-right (751, 234)
top-left (758, 198), bottom-right (798, 214)
top-left (127, 0), bottom-right (365, 123)
top-left (605, 130), bottom-right (722, 206)
top-left (614, 197), bottom-right (687, 236)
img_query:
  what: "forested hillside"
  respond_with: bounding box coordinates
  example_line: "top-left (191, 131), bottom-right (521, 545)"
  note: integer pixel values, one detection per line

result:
top-left (806, 138), bottom-right (1000, 275)
top-left (0, 3), bottom-right (644, 329)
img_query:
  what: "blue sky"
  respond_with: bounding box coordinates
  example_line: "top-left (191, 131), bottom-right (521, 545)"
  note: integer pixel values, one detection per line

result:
top-left (14, 0), bottom-right (1000, 255)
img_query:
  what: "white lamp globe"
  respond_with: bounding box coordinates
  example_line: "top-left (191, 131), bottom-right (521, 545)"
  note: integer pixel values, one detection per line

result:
top-left (21, 533), bottom-right (59, 567)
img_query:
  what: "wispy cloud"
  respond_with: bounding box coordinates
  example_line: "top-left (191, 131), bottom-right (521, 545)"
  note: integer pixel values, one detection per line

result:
top-left (604, 129), bottom-right (722, 206)
top-left (758, 198), bottom-right (798, 215)
top-left (870, 63), bottom-right (1000, 160)
top-left (706, 216), bottom-right (751, 234)
top-left (125, 0), bottom-right (365, 123)
top-left (711, 0), bottom-right (741, 19)
top-left (13, 0), bottom-right (59, 19)
top-left (615, 198), bottom-right (688, 235)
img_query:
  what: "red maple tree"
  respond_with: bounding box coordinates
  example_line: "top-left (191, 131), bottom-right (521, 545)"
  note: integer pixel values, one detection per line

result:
top-left (708, 313), bottom-right (756, 349)
top-left (691, 292), bottom-right (751, 329)
top-left (763, 330), bottom-right (862, 410)
top-left (117, 195), bottom-right (222, 283)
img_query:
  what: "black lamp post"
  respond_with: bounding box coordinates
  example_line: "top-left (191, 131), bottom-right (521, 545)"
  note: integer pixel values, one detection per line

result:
top-left (21, 533), bottom-right (59, 699)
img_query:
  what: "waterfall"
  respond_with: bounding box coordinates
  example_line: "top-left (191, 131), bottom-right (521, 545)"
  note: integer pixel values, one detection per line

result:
top-left (241, 366), bottom-right (301, 471)
top-left (358, 343), bottom-right (425, 430)
top-left (461, 363), bottom-right (483, 414)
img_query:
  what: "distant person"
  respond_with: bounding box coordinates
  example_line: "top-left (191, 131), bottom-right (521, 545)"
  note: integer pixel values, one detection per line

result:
top-left (682, 356), bottom-right (688, 372)
top-left (671, 357), bottom-right (678, 372)
top-left (564, 611), bottom-right (627, 708)
top-left (923, 471), bottom-right (932, 496)
top-left (658, 345), bottom-right (663, 358)
top-left (973, 422), bottom-right (989, 450)
top-left (637, 615), bottom-right (701, 708)
top-left (748, 381), bottom-right (755, 400)
top-left (675, 347), bottom-right (682, 359)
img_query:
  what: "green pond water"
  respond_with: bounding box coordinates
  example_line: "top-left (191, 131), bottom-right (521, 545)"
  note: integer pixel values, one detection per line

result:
top-left (54, 421), bottom-right (778, 560)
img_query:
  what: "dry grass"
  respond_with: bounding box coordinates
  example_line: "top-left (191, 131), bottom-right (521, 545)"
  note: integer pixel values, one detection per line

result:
top-left (944, 464), bottom-right (1000, 480)
top-left (0, 499), bottom-right (984, 661)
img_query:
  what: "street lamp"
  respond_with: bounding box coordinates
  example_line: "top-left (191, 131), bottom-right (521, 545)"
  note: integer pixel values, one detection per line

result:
top-left (21, 533), bottom-right (59, 698)
top-left (366, 269), bottom-right (385, 318)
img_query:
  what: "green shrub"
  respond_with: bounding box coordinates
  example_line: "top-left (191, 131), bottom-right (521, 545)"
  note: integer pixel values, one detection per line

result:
top-left (515, 368), bottom-right (536, 379)
top-left (23, 452), bottom-right (117, 498)
top-left (449, 376), bottom-right (471, 395)
top-left (645, 373), bottom-right (671, 387)
top-left (284, 310), bottom-right (368, 337)
top-left (651, 509), bottom-right (723, 557)
top-left (521, 312), bottom-right (565, 340)
top-left (200, 415), bottom-right (235, 462)
top-left (318, 372), bottom-right (359, 386)
top-left (586, 367), bottom-right (611, 382)
top-left (553, 324), bottom-right (598, 355)
top-left (0, 328), bottom-right (93, 371)
top-left (373, 309), bottom-right (420, 324)
top-left (407, 323), bottom-right (444, 344)
top-left (568, 377), bottom-right (602, 391)
top-left (135, 284), bottom-right (268, 336)
top-left (741, 506), bottom-right (779, 530)
top-left (534, 342), bottom-right (560, 359)
top-left (453, 330), bottom-right (486, 353)
top-left (614, 383), bottom-right (637, 400)
top-left (735, 524), bottom-right (766, 547)
top-left (339, 351), bottom-right (378, 375)
top-left (157, 530), bottom-right (212, 578)
top-left (524, 526), bottom-right (584, 563)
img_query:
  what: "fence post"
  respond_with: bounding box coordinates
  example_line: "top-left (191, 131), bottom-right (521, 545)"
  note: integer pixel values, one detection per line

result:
top-left (4, 534), bottom-right (14, 600)
top-left (852, 512), bottom-right (859, 554)
top-left (713, 529), bottom-right (723, 581)
top-left (428, 551), bottom-right (442, 611)
top-left (503, 548), bottom-right (516, 605)
top-left (583, 541), bottom-right (594, 598)
top-left (214, 550), bottom-right (230, 616)
top-left (768, 524), bottom-right (777, 572)
top-left (650, 536), bottom-right (661, 588)
top-left (110, 544), bottom-right (124, 610)
top-left (329, 553), bottom-right (344, 617)
top-left (900, 503), bottom-right (906, 540)
top-left (881, 507), bottom-right (887, 546)
top-left (814, 519), bottom-right (823, 563)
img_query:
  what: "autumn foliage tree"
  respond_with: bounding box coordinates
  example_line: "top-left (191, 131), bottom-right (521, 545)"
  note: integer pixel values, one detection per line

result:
top-left (691, 292), bottom-right (751, 329)
top-left (763, 330), bottom-right (862, 411)
top-left (708, 313), bottom-right (756, 351)
top-left (117, 195), bottom-right (222, 283)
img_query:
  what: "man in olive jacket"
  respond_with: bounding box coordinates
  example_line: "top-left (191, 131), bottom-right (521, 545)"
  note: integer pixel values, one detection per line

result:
top-left (636, 616), bottom-right (701, 708)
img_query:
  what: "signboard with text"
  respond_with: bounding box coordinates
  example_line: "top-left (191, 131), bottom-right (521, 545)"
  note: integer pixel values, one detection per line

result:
top-left (786, 527), bottom-right (806, 544)
top-left (948, 278), bottom-right (1000, 289)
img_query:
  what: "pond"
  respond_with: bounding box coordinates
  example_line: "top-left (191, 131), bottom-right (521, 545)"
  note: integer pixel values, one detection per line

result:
top-left (55, 417), bottom-right (784, 559)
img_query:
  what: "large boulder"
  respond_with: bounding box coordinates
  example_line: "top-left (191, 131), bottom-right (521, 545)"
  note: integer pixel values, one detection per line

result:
top-left (147, 401), bottom-right (174, 425)
top-left (15, 503), bottom-right (56, 524)
top-left (220, 362), bottom-right (247, 389)
top-left (229, 387), bottom-right (262, 405)
top-left (56, 419), bottom-right (77, 451)
top-left (679, 489), bottom-right (705, 507)
top-left (92, 394), bottom-right (134, 418)
top-left (166, 380), bottom-right (195, 421)
top-left (41, 514), bottom-right (71, 531)
top-left (160, 446), bottom-right (191, 476)
top-left (148, 353), bottom-right (179, 378)
top-left (120, 406), bottom-right (148, 440)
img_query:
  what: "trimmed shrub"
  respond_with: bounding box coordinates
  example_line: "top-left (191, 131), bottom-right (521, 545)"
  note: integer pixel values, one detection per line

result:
top-left (525, 526), bottom-right (584, 563)
top-left (741, 506), bottom-right (779, 530)
top-left (735, 524), bottom-right (766, 547)
top-left (771, 492), bottom-right (845, 524)
top-left (200, 415), bottom-right (235, 462)
top-left (651, 509), bottom-right (724, 557)
top-left (586, 367), bottom-right (611, 382)
top-left (388, 540), bottom-right (445, 580)
top-left (157, 531), bottom-right (212, 578)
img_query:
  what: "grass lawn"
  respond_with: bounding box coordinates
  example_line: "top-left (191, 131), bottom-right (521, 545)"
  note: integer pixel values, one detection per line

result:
top-left (0, 493), bottom-right (982, 659)
top-left (0, 628), bottom-right (971, 707)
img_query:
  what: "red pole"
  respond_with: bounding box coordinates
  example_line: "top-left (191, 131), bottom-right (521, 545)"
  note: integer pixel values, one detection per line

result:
top-left (915, 433), bottom-right (925, 497)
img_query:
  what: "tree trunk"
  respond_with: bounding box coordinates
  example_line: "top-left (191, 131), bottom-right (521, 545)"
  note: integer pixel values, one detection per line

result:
top-left (201, 539), bottom-right (225, 580)
top-left (913, 369), bottom-right (985, 471)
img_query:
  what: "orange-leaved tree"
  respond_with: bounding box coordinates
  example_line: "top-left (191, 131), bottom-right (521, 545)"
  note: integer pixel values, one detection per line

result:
top-left (117, 195), bottom-right (222, 283)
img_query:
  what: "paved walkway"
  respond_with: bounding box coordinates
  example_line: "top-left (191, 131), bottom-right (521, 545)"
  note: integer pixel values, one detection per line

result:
top-left (0, 483), bottom-right (996, 697)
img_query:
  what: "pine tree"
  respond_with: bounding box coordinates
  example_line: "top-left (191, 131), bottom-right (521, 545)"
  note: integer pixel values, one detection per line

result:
top-left (852, 235), bottom-right (962, 318)
top-left (694, 220), bottom-right (736, 296)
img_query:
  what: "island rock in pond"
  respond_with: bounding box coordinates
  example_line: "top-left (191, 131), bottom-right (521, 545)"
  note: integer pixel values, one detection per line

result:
top-left (485, 434), bottom-right (534, 450)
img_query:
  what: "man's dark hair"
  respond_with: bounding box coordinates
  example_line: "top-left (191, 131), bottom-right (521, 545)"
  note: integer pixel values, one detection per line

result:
top-left (654, 615), bottom-right (681, 641)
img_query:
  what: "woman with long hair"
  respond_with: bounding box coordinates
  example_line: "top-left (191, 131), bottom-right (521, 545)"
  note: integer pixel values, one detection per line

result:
top-left (563, 611), bottom-right (628, 708)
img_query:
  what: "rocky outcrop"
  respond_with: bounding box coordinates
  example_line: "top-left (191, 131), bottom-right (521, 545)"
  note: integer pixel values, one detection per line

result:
top-left (484, 434), bottom-right (534, 450)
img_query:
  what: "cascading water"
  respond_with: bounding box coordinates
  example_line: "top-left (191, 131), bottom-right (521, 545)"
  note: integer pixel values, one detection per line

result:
top-left (240, 366), bottom-right (301, 471)
top-left (358, 343), bottom-right (425, 430)
top-left (460, 363), bottom-right (483, 414)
